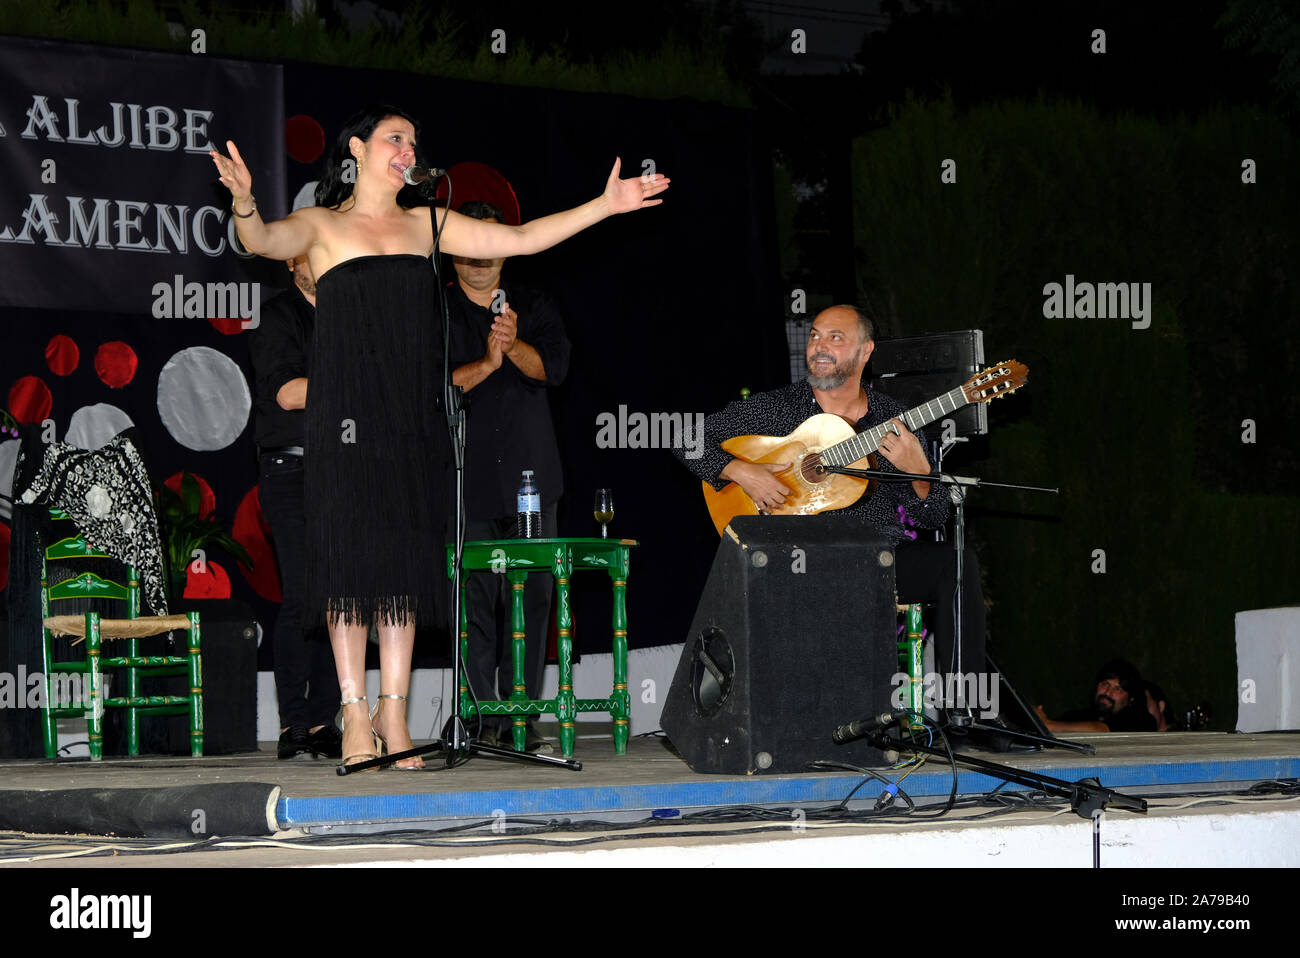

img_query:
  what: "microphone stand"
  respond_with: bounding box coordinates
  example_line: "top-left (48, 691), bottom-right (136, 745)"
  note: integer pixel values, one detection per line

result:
top-left (818, 461), bottom-right (1079, 753)
top-left (339, 183), bottom-right (579, 774)
top-left (863, 721), bottom-right (1145, 819)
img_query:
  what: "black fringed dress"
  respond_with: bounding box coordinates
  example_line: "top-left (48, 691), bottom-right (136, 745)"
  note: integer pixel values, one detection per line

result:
top-left (303, 254), bottom-right (450, 629)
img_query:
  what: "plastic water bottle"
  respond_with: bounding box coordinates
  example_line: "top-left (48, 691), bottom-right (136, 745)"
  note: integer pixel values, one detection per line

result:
top-left (516, 470), bottom-right (541, 539)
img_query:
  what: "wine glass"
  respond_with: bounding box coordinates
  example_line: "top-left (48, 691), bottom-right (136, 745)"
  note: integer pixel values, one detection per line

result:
top-left (594, 488), bottom-right (614, 538)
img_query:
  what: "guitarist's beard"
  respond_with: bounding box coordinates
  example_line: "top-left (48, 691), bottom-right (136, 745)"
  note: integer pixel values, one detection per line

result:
top-left (806, 348), bottom-right (863, 390)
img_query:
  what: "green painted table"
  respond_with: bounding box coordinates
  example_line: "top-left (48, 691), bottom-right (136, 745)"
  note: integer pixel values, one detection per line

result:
top-left (447, 537), bottom-right (637, 757)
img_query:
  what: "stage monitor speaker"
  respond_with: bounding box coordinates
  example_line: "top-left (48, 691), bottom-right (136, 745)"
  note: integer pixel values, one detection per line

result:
top-left (661, 515), bottom-right (898, 775)
top-left (870, 329), bottom-right (987, 436)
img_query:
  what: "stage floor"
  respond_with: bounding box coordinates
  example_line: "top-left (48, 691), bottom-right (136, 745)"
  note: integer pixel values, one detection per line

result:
top-left (2, 730), bottom-right (1299, 866)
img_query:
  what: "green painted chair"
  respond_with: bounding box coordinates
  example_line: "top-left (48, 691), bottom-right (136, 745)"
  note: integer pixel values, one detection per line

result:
top-left (40, 512), bottom-right (202, 760)
top-left (449, 537), bottom-right (637, 757)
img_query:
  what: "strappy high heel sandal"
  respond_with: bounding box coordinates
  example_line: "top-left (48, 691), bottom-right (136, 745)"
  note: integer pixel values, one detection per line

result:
top-left (339, 695), bottom-right (379, 769)
top-left (370, 693), bottom-right (423, 770)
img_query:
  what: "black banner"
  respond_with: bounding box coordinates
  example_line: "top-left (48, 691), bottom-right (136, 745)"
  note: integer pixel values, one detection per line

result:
top-left (0, 36), bottom-right (285, 314)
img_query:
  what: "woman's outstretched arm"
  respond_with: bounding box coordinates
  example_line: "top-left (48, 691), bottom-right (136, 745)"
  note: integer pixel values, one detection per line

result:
top-left (439, 157), bottom-right (669, 259)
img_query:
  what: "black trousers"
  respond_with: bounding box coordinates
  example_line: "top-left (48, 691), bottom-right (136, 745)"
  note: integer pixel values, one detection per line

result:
top-left (260, 452), bottom-right (339, 729)
top-left (893, 538), bottom-right (986, 680)
top-left (463, 504), bottom-right (557, 733)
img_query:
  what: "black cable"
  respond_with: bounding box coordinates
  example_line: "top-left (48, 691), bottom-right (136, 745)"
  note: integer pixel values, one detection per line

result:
top-left (0, 792), bottom-right (1040, 858)
top-left (0, 795), bottom-right (1053, 860)
top-left (806, 760), bottom-right (901, 809)
top-left (905, 714), bottom-right (958, 818)
top-left (10, 780), bottom-right (1295, 861)
top-left (3, 777), bottom-right (1292, 861)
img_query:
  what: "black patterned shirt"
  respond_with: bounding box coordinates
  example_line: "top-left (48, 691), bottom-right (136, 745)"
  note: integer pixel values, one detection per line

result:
top-left (676, 378), bottom-right (951, 544)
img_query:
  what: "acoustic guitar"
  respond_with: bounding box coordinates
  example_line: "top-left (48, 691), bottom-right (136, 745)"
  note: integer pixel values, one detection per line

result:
top-left (701, 361), bottom-right (1028, 535)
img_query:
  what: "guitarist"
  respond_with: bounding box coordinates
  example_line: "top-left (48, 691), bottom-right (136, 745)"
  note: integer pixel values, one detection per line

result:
top-left (674, 305), bottom-right (986, 698)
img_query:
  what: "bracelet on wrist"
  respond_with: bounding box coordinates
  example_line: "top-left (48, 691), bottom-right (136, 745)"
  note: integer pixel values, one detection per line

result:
top-left (232, 196), bottom-right (257, 218)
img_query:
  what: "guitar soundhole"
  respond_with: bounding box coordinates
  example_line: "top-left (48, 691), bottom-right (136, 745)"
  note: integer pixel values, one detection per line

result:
top-left (799, 452), bottom-right (828, 484)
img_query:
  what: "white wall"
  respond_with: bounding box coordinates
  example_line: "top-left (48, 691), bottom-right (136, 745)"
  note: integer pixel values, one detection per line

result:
top-left (1236, 607), bottom-right (1300, 732)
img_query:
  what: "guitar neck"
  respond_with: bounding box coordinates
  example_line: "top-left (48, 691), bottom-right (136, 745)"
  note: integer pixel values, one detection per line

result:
top-left (822, 386), bottom-right (969, 467)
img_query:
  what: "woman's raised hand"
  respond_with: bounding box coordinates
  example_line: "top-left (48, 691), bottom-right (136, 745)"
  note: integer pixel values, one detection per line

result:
top-left (209, 139), bottom-right (253, 203)
top-left (208, 139), bottom-right (312, 259)
top-left (602, 157), bottom-right (671, 214)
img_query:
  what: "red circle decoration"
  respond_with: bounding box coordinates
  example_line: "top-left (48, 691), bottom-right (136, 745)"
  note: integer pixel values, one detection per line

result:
top-left (206, 316), bottom-right (247, 336)
top-left (8, 376), bottom-right (52, 423)
top-left (185, 558), bottom-right (231, 599)
top-left (0, 522), bottom-right (9, 590)
top-left (164, 472), bottom-right (216, 520)
top-left (233, 484), bottom-right (282, 602)
top-left (94, 341), bottom-right (138, 388)
top-left (286, 114), bottom-right (326, 165)
top-left (45, 335), bottom-right (80, 376)
top-left (434, 161), bottom-right (522, 225)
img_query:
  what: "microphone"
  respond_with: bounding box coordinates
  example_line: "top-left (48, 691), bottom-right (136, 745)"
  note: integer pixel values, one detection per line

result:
top-left (402, 165), bottom-right (446, 187)
top-left (832, 709), bottom-right (909, 744)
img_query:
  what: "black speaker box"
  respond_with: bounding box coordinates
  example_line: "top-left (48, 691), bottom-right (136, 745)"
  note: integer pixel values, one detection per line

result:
top-left (661, 515), bottom-right (898, 774)
top-left (870, 329), bottom-right (987, 436)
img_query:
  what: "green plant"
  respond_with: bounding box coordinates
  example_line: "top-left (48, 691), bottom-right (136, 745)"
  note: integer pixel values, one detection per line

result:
top-left (849, 96), bottom-right (1300, 728)
top-left (0, 0), bottom-right (751, 107)
top-left (0, 409), bottom-right (20, 439)
top-left (154, 472), bottom-right (252, 601)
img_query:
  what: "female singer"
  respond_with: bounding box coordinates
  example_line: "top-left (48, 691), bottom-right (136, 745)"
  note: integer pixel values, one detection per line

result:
top-left (211, 105), bottom-right (668, 768)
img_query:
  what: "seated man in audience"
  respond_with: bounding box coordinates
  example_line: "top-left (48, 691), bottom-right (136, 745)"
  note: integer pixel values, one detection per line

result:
top-left (1035, 658), bottom-right (1157, 733)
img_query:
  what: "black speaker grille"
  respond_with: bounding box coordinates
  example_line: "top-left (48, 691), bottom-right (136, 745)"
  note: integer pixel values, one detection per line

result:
top-left (662, 516), bottom-right (898, 774)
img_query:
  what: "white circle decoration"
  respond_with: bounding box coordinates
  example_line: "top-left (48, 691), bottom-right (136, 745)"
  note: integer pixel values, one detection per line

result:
top-left (292, 180), bottom-right (319, 213)
top-left (157, 346), bottom-right (251, 451)
top-left (0, 439), bottom-right (19, 520)
top-left (66, 402), bottom-right (135, 450)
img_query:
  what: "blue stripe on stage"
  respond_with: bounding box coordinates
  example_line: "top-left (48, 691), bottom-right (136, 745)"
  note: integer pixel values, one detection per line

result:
top-left (276, 754), bottom-right (1300, 827)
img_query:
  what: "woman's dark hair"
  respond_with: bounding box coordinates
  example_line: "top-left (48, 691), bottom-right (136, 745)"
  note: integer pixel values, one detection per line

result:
top-left (314, 104), bottom-right (420, 209)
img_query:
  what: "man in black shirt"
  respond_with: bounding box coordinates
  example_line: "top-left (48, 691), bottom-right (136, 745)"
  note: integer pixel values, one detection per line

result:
top-left (248, 254), bottom-right (341, 759)
top-left (449, 200), bottom-right (571, 752)
top-left (674, 305), bottom-right (986, 710)
top-left (1036, 658), bottom-right (1158, 733)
